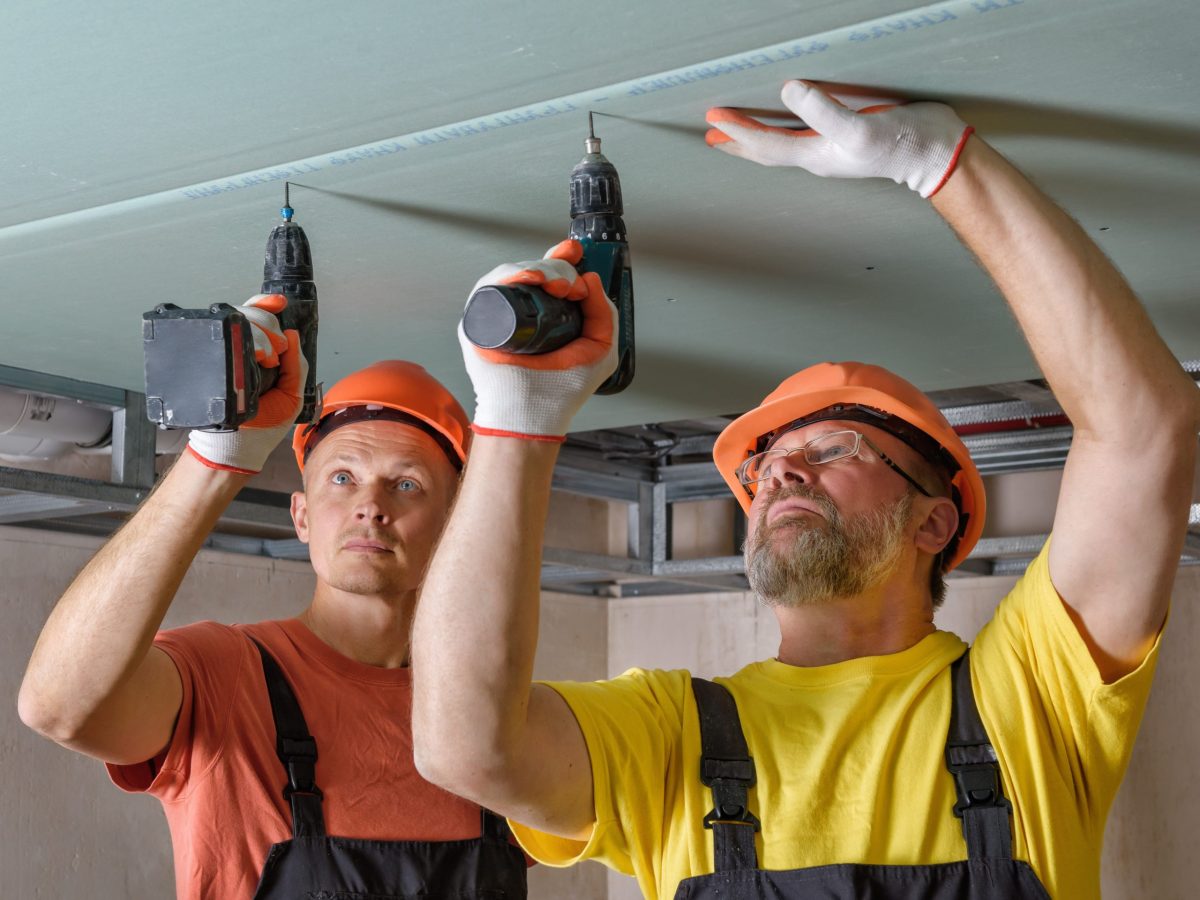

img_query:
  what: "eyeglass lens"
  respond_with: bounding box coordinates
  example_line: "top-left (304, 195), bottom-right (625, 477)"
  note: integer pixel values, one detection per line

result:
top-left (740, 431), bottom-right (861, 484)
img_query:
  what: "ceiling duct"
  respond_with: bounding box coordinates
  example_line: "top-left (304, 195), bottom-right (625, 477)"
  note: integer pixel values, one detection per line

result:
top-left (0, 386), bottom-right (185, 461)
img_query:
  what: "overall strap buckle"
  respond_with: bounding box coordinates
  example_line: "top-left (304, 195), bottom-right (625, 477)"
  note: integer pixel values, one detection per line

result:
top-left (691, 678), bottom-right (762, 873)
top-left (946, 749), bottom-right (1009, 819)
top-left (280, 735), bottom-right (323, 800)
top-left (253, 639), bottom-right (328, 838)
top-left (945, 650), bottom-right (1014, 860)
top-left (700, 757), bottom-right (761, 832)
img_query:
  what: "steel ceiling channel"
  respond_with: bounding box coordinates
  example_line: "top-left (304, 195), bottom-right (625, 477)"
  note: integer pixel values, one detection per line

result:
top-left (204, 535), bottom-right (311, 560)
top-left (0, 364), bottom-right (126, 409)
top-left (1182, 533), bottom-right (1200, 558)
top-left (0, 494), bottom-right (118, 524)
top-left (961, 427), bottom-right (1075, 474)
top-left (0, 465), bottom-right (293, 529)
top-left (941, 399), bottom-right (1064, 427)
top-left (970, 535), bottom-right (1049, 558)
top-left (551, 466), bottom-right (640, 502)
top-left (2, 380), bottom-right (1196, 588)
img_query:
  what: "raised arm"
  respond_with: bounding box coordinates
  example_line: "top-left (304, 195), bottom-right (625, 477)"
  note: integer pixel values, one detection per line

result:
top-left (18, 297), bottom-right (306, 763)
top-left (931, 138), bottom-right (1198, 679)
top-left (707, 80), bottom-right (1199, 680)
top-left (412, 242), bottom-right (617, 839)
top-left (414, 436), bottom-right (595, 837)
top-left (19, 455), bottom-right (246, 763)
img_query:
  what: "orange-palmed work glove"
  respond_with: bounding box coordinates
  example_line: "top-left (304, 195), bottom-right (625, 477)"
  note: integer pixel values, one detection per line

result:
top-left (186, 294), bottom-right (308, 474)
top-left (706, 80), bottom-right (973, 198)
top-left (459, 240), bottom-right (618, 441)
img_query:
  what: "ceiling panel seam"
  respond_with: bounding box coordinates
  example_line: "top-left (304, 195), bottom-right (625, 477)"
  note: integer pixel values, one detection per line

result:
top-left (0, 0), bottom-right (1030, 244)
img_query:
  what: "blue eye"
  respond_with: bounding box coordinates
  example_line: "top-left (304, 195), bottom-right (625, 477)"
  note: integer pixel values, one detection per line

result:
top-left (331, 472), bottom-right (351, 485)
top-left (397, 478), bottom-right (419, 492)
top-left (812, 444), bottom-right (847, 463)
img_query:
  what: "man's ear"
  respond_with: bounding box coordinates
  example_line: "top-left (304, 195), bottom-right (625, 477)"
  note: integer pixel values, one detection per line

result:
top-left (291, 490), bottom-right (310, 544)
top-left (915, 496), bottom-right (959, 556)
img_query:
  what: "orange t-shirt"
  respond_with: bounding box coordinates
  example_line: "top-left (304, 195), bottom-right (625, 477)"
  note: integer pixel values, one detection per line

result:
top-left (108, 618), bottom-right (484, 900)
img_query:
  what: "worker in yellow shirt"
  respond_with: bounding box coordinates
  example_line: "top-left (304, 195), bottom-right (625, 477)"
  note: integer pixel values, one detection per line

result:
top-left (410, 81), bottom-right (1199, 899)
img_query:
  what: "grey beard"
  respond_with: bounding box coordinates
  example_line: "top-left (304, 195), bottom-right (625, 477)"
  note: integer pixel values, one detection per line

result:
top-left (744, 486), bottom-right (914, 608)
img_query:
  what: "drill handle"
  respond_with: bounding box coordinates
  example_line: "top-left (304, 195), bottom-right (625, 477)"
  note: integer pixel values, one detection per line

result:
top-left (261, 281), bottom-right (319, 424)
top-left (579, 239), bottom-right (635, 395)
top-left (460, 240), bottom-right (634, 395)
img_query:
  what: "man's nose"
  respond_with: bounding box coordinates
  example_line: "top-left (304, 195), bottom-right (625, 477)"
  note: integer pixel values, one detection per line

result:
top-left (765, 451), bottom-right (817, 490)
top-left (354, 484), bottom-right (391, 523)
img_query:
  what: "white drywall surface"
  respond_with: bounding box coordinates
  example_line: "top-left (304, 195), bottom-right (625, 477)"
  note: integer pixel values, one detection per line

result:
top-left (1, 0), bottom-right (1197, 430)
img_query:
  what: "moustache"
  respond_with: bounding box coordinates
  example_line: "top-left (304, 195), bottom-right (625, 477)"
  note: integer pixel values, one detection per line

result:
top-left (758, 484), bottom-right (840, 525)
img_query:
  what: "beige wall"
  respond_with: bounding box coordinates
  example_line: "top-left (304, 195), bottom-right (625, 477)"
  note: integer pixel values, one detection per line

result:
top-left (3, 526), bottom-right (317, 897)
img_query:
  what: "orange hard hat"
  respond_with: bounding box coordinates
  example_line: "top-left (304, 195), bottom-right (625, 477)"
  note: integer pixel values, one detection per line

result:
top-left (292, 360), bottom-right (470, 473)
top-left (712, 361), bottom-right (985, 571)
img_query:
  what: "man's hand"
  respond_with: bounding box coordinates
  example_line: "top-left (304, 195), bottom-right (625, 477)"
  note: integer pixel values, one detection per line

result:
top-left (460, 239), bottom-right (618, 441)
top-left (186, 294), bottom-right (308, 474)
top-left (706, 80), bottom-right (973, 198)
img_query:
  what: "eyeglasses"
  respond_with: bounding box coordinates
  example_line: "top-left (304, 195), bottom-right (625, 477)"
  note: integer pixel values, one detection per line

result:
top-left (736, 430), bottom-right (932, 498)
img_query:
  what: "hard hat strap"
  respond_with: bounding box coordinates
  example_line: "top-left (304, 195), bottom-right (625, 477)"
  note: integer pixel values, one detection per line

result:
top-left (300, 405), bottom-right (463, 472)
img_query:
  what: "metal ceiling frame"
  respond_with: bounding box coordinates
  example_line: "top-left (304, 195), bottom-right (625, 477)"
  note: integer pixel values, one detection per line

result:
top-left (1, 363), bottom-right (1198, 597)
top-left (0, 363), bottom-right (295, 543)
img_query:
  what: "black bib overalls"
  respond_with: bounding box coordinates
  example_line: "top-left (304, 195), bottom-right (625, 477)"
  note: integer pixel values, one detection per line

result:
top-left (675, 650), bottom-right (1052, 899)
top-left (249, 641), bottom-right (527, 899)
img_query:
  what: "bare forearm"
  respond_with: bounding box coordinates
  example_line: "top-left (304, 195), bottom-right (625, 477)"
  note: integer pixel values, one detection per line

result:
top-left (412, 435), bottom-right (558, 788)
top-left (932, 137), bottom-right (1197, 437)
top-left (933, 135), bottom-right (1198, 673)
top-left (19, 452), bottom-right (247, 740)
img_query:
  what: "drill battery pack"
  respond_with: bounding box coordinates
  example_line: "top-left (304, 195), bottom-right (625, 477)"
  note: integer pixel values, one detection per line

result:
top-left (142, 303), bottom-right (275, 430)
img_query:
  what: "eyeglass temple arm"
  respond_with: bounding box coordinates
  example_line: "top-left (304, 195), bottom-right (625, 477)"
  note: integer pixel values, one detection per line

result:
top-left (860, 436), bottom-right (932, 498)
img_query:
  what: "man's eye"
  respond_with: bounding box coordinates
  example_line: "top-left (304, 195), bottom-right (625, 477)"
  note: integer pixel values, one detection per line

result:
top-left (397, 478), bottom-right (419, 492)
top-left (331, 472), bottom-right (351, 485)
top-left (813, 446), bottom-right (845, 463)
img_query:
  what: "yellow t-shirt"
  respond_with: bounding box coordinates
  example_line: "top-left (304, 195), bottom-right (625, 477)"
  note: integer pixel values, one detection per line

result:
top-left (511, 541), bottom-right (1161, 900)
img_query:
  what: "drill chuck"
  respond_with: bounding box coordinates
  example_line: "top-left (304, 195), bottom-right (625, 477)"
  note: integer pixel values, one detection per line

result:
top-left (570, 146), bottom-right (623, 221)
top-left (263, 221), bottom-right (314, 285)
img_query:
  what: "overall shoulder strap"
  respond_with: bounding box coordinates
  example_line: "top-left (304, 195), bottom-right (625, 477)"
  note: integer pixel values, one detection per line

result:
top-left (945, 649), bottom-right (1013, 860)
top-left (252, 638), bottom-right (327, 839)
top-left (691, 677), bottom-right (760, 873)
top-left (480, 808), bottom-right (512, 841)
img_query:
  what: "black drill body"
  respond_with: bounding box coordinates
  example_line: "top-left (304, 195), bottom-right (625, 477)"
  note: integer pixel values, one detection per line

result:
top-left (462, 125), bottom-right (635, 395)
top-left (142, 202), bottom-right (319, 430)
top-left (260, 210), bottom-right (320, 422)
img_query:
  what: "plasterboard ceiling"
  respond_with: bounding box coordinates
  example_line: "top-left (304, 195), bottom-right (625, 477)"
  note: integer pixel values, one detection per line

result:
top-left (2, 0), bottom-right (1197, 431)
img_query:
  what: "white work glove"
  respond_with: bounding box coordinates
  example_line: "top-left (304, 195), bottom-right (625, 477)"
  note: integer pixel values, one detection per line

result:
top-left (459, 239), bottom-right (618, 440)
top-left (187, 293), bottom-right (308, 474)
top-left (705, 80), bottom-right (974, 198)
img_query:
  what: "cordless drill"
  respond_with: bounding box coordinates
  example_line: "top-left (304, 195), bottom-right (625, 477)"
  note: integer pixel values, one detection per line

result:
top-left (462, 116), bottom-right (635, 394)
top-left (143, 190), bottom-right (320, 429)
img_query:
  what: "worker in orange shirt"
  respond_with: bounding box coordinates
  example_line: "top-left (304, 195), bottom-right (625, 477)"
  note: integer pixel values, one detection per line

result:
top-left (20, 332), bottom-right (528, 899)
